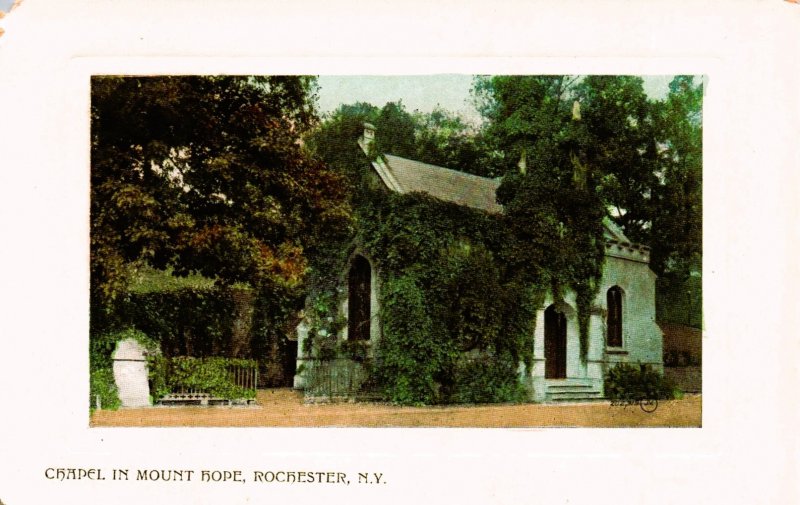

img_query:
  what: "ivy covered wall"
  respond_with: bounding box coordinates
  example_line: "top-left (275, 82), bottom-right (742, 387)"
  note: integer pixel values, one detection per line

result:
top-left (300, 125), bottom-right (608, 405)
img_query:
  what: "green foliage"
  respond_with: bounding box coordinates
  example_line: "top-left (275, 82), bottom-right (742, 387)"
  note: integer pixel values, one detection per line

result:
top-left (475, 74), bottom-right (703, 282)
top-left (475, 74), bottom-right (704, 354)
top-left (374, 101), bottom-right (417, 159)
top-left (127, 265), bottom-right (217, 294)
top-left (308, 189), bottom-right (536, 405)
top-left (90, 76), bottom-right (352, 396)
top-left (300, 75), bottom-right (702, 405)
top-left (307, 101), bottom-right (497, 182)
top-left (91, 75), bottom-right (352, 305)
top-left (90, 327), bottom-right (159, 371)
top-left (497, 169), bottom-right (606, 360)
top-left (604, 363), bottom-right (679, 402)
top-left (338, 339), bottom-right (370, 362)
top-left (150, 356), bottom-right (258, 400)
top-left (90, 368), bottom-right (121, 411)
top-left (479, 77), bottom-right (612, 339)
top-left (648, 76), bottom-right (703, 279)
top-left (116, 287), bottom-right (237, 357)
top-left (296, 288), bottom-right (347, 361)
top-left (439, 244), bottom-right (503, 353)
top-left (89, 327), bottom-right (160, 410)
top-left (373, 274), bottom-right (443, 405)
top-left (448, 354), bottom-right (527, 404)
top-left (656, 274), bottom-right (702, 328)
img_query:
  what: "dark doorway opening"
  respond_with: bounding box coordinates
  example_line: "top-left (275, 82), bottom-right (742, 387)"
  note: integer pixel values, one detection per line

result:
top-left (348, 255), bottom-right (371, 341)
top-left (544, 304), bottom-right (567, 379)
top-left (281, 339), bottom-right (298, 387)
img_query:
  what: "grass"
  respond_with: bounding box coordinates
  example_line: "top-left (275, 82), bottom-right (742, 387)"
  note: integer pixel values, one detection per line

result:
top-left (126, 265), bottom-right (217, 294)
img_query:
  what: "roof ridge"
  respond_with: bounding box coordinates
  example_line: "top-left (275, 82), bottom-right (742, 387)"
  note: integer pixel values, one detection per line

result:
top-left (383, 154), bottom-right (499, 185)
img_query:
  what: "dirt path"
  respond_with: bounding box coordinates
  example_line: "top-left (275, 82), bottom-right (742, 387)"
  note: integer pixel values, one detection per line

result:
top-left (91, 389), bottom-right (701, 428)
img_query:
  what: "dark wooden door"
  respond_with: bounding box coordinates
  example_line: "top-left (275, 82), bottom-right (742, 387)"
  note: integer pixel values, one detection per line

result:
top-left (348, 255), bottom-right (371, 341)
top-left (544, 305), bottom-right (567, 379)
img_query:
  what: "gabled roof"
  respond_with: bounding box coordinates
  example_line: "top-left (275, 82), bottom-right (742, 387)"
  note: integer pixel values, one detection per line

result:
top-left (360, 127), bottom-right (650, 264)
top-left (372, 154), bottom-right (503, 214)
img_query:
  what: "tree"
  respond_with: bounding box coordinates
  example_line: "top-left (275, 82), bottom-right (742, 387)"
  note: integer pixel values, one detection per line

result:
top-left (475, 75), bottom-right (702, 273)
top-left (475, 76), bottom-right (608, 282)
top-left (308, 101), bottom-right (495, 180)
top-left (570, 76), bottom-right (658, 241)
top-left (474, 74), bottom-right (703, 327)
top-left (373, 101), bottom-right (417, 159)
top-left (649, 76), bottom-right (703, 278)
top-left (474, 75), bottom-right (663, 356)
top-left (91, 76), bottom-right (352, 306)
top-left (305, 101), bottom-right (379, 194)
top-left (412, 107), bottom-right (494, 176)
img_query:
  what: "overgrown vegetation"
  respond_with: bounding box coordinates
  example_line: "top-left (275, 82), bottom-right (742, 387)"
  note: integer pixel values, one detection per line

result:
top-left (89, 328), bottom-right (159, 410)
top-left (604, 363), bottom-right (680, 402)
top-left (90, 326), bottom-right (258, 408)
top-left (301, 75), bottom-right (702, 404)
top-left (114, 287), bottom-right (237, 357)
top-left (91, 75), bottom-right (701, 408)
top-left (90, 76), bottom-right (350, 398)
top-left (149, 356), bottom-right (258, 401)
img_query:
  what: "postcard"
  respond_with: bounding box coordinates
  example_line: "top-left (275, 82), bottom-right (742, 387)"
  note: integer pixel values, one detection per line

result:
top-left (0, 1), bottom-right (796, 504)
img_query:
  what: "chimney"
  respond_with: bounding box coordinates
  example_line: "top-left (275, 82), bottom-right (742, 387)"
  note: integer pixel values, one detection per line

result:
top-left (571, 100), bottom-right (581, 121)
top-left (359, 122), bottom-right (376, 156)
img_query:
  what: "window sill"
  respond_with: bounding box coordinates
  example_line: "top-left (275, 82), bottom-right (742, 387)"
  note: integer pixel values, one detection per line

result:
top-left (605, 348), bottom-right (628, 355)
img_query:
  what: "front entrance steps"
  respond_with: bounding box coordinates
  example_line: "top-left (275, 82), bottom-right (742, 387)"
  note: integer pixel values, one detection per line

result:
top-left (544, 378), bottom-right (603, 402)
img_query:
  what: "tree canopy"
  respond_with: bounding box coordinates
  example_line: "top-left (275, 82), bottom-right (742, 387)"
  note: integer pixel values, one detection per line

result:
top-left (91, 76), bottom-right (352, 304)
top-left (307, 76), bottom-right (702, 329)
top-left (473, 75), bottom-right (702, 280)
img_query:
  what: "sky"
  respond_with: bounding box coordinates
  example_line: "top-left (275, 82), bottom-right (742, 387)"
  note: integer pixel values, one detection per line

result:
top-left (316, 75), bottom-right (677, 125)
top-left (0, 0), bottom-right (14, 12)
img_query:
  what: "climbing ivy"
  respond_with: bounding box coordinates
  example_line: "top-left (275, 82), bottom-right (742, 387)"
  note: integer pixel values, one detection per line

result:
top-left (302, 181), bottom-right (550, 404)
top-left (302, 101), bottom-right (608, 404)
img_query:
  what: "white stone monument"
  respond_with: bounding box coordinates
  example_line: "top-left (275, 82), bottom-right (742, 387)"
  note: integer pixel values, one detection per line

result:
top-left (112, 338), bottom-right (151, 407)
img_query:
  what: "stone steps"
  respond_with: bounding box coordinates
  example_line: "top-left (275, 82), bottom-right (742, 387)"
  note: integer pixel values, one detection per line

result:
top-left (544, 379), bottom-right (604, 403)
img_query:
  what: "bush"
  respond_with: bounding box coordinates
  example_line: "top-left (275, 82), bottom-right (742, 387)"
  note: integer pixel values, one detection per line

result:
top-left (604, 363), bottom-right (680, 402)
top-left (447, 354), bottom-right (526, 404)
top-left (151, 356), bottom-right (258, 400)
top-left (90, 368), bottom-right (121, 411)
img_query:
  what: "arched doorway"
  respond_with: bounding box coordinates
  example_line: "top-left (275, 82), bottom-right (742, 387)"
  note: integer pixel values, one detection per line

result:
top-left (544, 304), bottom-right (567, 379)
top-left (348, 255), bottom-right (372, 341)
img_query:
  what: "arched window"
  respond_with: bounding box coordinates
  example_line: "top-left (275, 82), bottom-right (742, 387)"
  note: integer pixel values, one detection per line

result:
top-left (607, 286), bottom-right (623, 347)
top-left (348, 255), bottom-right (371, 341)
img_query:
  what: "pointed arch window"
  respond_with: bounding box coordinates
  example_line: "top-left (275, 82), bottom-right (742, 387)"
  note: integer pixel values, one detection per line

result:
top-left (607, 286), bottom-right (623, 347)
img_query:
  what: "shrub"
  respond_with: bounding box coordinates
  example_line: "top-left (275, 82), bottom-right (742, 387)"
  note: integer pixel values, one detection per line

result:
top-left (447, 354), bottom-right (526, 404)
top-left (604, 363), bottom-right (680, 402)
top-left (151, 356), bottom-right (258, 400)
top-left (90, 368), bottom-right (121, 411)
